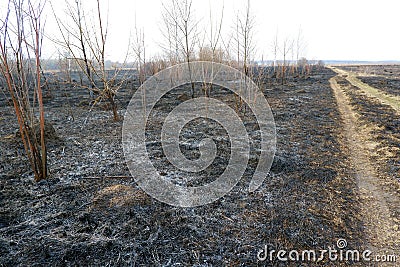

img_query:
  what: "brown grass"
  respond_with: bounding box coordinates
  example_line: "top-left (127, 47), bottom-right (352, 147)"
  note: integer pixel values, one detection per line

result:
top-left (91, 185), bottom-right (151, 210)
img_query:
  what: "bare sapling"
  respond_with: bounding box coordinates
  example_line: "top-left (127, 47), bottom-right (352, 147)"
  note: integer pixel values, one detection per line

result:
top-left (232, 0), bottom-right (255, 112)
top-left (272, 30), bottom-right (278, 80)
top-left (52, 0), bottom-right (131, 121)
top-left (52, 0), bottom-right (95, 91)
top-left (279, 38), bottom-right (293, 85)
top-left (132, 20), bottom-right (146, 86)
top-left (295, 28), bottom-right (308, 79)
top-left (198, 1), bottom-right (224, 96)
top-left (0, 0), bottom-right (48, 181)
top-left (162, 0), bottom-right (199, 98)
top-left (295, 27), bottom-right (302, 77)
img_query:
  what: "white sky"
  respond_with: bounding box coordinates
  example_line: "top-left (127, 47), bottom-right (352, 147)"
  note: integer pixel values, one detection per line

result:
top-left (3, 0), bottom-right (400, 62)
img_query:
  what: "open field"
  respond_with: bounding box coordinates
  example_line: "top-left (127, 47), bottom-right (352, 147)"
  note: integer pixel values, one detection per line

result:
top-left (0, 65), bottom-right (399, 266)
top-left (330, 65), bottom-right (400, 113)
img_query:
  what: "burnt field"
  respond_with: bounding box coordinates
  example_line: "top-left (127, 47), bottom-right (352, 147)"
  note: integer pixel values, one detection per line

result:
top-left (338, 64), bottom-right (400, 97)
top-left (358, 76), bottom-right (400, 97)
top-left (338, 64), bottom-right (400, 78)
top-left (0, 66), bottom-right (399, 266)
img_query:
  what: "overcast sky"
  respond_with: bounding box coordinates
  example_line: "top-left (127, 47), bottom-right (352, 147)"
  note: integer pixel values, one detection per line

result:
top-left (4, 0), bottom-right (399, 62)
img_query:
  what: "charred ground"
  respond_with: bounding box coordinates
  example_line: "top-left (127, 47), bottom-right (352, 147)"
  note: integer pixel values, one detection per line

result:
top-left (0, 66), bottom-right (398, 266)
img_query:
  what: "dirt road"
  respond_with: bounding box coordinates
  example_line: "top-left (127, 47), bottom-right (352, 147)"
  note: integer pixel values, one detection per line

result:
top-left (329, 68), bottom-right (400, 264)
top-left (330, 66), bottom-right (400, 114)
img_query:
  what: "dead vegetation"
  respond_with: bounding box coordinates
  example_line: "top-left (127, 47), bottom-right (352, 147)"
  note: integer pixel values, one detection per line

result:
top-left (0, 0), bottom-right (399, 265)
top-left (0, 66), bottom-right (373, 266)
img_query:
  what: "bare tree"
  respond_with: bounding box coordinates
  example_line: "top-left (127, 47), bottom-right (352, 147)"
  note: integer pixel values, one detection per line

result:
top-left (271, 30), bottom-right (279, 78)
top-left (231, 0), bottom-right (255, 112)
top-left (52, 0), bottom-right (130, 121)
top-left (280, 37), bottom-right (293, 85)
top-left (160, 5), bottom-right (179, 66)
top-left (75, 0), bottom-right (93, 90)
top-left (132, 19), bottom-right (146, 86)
top-left (198, 0), bottom-right (224, 96)
top-left (162, 0), bottom-right (199, 98)
top-left (233, 0), bottom-right (255, 77)
top-left (0, 0), bottom-right (48, 181)
top-left (295, 27), bottom-right (306, 76)
top-left (206, 0), bottom-right (224, 63)
top-left (52, 0), bottom-right (95, 90)
top-left (295, 27), bottom-right (304, 65)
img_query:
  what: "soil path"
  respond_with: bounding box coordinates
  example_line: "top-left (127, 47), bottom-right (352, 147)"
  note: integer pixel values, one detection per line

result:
top-left (329, 75), bottom-right (400, 261)
top-left (330, 66), bottom-right (400, 114)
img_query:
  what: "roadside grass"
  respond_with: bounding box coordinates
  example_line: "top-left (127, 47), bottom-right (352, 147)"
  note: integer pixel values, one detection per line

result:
top-left (329, 66), bottom-right (400, 114)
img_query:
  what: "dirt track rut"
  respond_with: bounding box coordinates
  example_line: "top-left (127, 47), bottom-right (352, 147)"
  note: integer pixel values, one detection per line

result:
top-left (329, 72), bottom-right (400, 263)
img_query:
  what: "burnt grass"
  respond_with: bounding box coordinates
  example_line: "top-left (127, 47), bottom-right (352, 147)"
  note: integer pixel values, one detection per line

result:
top-left (338, 64), bottom-right (400, 96)
top-left (0, 67), bottom-right (367, 266)
top-left (358, 76), bottom-right (400, 97)
top-left (338, 64), bottom-right (400, 79)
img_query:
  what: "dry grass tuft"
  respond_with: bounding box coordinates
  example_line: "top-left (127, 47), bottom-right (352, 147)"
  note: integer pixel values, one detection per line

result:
top-left (91, 185), bottom-right (151, 210)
